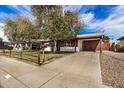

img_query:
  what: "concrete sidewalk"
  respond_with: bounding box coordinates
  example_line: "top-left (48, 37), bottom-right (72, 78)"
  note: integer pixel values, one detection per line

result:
top-left (0, 52), bottom-right (107, 88)
top-left (0, 56), bottom-right (59, 88)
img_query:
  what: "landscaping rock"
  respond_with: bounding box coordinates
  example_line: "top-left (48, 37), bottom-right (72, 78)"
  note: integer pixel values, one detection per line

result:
top-left (100, 51), bottom-right (124, 88)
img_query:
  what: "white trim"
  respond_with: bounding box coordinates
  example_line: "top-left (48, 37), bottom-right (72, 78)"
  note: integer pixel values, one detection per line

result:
top-left (44, 46), bottom-right (51, 51)
top-left (77, 33), bottom-right (103, 38)
top-left (82, 38), bottom-right (101, 41)
top-left (60, 47), bottom-right (79, 52)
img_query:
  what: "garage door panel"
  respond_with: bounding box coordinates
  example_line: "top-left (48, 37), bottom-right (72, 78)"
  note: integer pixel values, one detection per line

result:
top-left (83, 40), bottom-right (99, 51)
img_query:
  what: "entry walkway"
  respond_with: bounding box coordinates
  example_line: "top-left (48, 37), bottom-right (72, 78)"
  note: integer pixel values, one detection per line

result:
top-left (0, 52), bottom-right (107, 88)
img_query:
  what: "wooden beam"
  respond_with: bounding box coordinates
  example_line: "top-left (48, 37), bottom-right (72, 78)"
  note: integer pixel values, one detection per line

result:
top-left (100, 37), bottom-right (102, 53)
top-left (74, 40), bottom-right (77, 52)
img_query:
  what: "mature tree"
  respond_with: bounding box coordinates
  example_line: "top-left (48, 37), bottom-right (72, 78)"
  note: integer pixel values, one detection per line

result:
top-left (4, 19), bottom-right (17, 44)
top-left (44, 11), bottom-right (83, 52)
top-left (31, 5), bottom-right (63, 52)
top-left (31, 5), bottom-right (62, 33)
top-left (31, 5), bottom-right (83, 52)
top-left (44, 12), bottom-right (69, 39)
top-left (4, 17), bottom-right (40, 50)
top-left (43, 12), bottom-right (69, 51)
top-left (64, 11), bottom-right (83, 36)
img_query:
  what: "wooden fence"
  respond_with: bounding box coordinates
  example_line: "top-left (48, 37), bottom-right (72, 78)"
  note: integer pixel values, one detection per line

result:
top-left (0, 50), bottom-right (45, 66)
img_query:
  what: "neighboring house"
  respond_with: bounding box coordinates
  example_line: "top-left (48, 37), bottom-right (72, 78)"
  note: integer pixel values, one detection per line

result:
top-left (118, 36), bottom-right (124, 46)
top-left (31, 33), bottom-right (103, 52)
top-left (0, 41), bottom-right (11, 49)
top-left (116, 36), bottom-right (124, 51)
top-left (110, 36), bottom-right (124, 52)
top-left (0, 39), bottom-right (3, 49)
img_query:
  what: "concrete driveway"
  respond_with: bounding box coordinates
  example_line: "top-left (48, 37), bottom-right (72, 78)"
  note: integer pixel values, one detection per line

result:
top-left (0, 52), bottom-right (106, 88)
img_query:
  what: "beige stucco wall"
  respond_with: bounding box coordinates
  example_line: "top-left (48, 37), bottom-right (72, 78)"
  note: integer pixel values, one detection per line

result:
top-left (120, 39), bottom-right (124, 46)
top-left (78, 40), bottom-right (83, 51)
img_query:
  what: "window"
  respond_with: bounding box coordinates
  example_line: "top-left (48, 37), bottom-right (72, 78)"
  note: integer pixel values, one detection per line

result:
top-left (63, 41), bottom-right (73, 47)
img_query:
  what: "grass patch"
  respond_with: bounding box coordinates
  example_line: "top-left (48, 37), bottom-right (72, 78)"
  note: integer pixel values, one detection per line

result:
top-left (0, 50), bottom-right (73, 65)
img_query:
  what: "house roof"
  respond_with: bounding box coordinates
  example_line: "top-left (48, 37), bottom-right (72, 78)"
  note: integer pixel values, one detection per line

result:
top-left (117, 36), bottom-right (124, 40)
top-left (31, 33), bottom-right (103, 43)
top-left (77, 33), bottom-right (103, 39)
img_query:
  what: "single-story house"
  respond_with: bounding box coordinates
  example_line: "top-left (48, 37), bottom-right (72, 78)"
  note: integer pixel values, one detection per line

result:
top-left (116, 36), bottom-right (124, 51)
top-left (31, 33), bottom-right (103, 52)
top-left (0, 41), bottom-right (11, 49)
top-left (118, 36), bottom-right (124, 46)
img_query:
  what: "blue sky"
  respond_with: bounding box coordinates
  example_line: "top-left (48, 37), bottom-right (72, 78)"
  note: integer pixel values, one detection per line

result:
top-left (0, 5), bottom-right (124, 42)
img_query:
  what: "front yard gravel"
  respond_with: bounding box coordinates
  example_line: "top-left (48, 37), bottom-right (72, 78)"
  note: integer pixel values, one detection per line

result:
top-left (100, 51), bottom-right (124, 88)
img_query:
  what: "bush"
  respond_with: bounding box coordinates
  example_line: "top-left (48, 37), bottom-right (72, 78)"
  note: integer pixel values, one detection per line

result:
top-left (111, 43), bottom-right (116, 51)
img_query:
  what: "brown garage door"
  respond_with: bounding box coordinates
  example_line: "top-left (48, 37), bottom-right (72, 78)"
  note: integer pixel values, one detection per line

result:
top-left (83, 40), bottom-right (99, 51)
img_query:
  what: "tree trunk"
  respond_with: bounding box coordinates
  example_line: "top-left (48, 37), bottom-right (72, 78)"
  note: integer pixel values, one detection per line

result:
top-left (53, 40), bottom-right (57, 53)
top-left (28, 39), bottom-right (32, 50)
top-left (13, 44), bottom-right (17, 50)
top-left (37, 49), bottom-right (45, 65)
top-left (29, 43), bottom-right (32, 50)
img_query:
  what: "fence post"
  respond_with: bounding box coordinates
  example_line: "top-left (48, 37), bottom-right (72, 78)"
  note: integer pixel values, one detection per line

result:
top-left (9, 50), bottom-right (12, 57)
top-left (20, 51), bottom-right (23, 59)
top-left (3, 49), bottom-right (5, 55)
top-left (42, 50), bottom-right (45, 63)
top-left (38, 50), bottom-right (41, 65)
